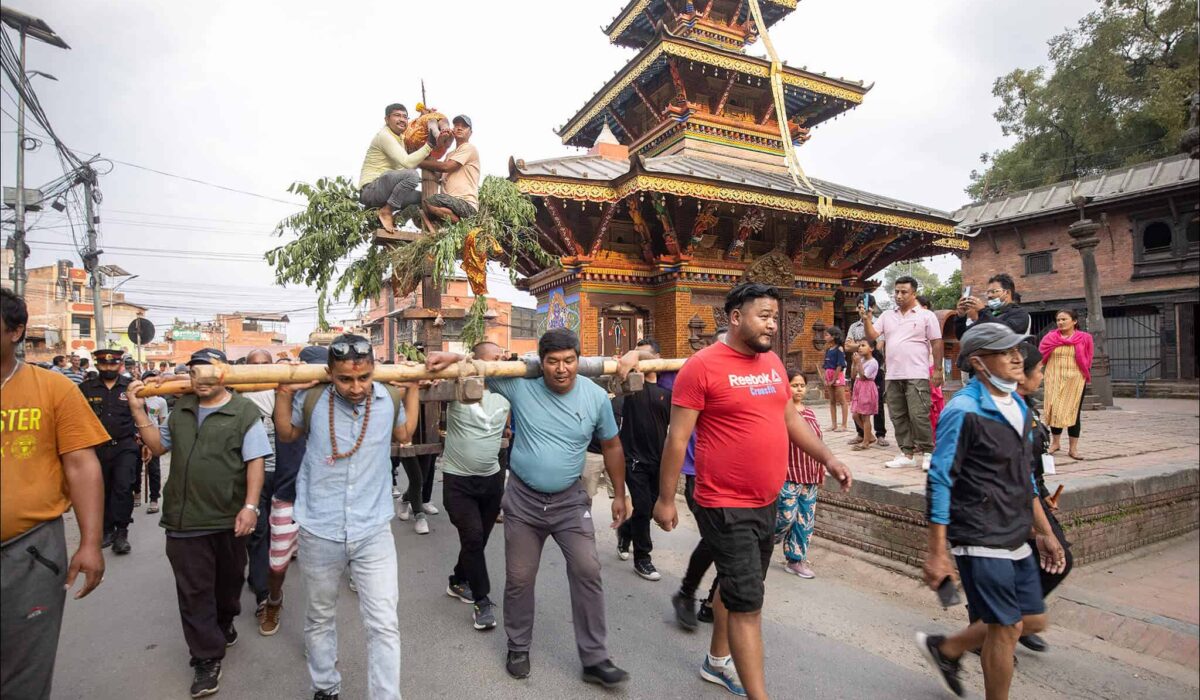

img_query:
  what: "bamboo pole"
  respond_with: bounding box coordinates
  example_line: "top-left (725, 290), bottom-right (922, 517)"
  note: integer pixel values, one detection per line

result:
top-left (137, 358), bottom-right (687, 397)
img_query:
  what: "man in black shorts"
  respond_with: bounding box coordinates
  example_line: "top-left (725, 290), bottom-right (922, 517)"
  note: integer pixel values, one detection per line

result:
top-left (655, 283), bottom-right (852, 699)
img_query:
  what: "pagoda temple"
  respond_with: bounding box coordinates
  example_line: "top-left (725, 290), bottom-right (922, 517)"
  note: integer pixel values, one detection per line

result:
top-left (507, 0), bottom-right (966, 372)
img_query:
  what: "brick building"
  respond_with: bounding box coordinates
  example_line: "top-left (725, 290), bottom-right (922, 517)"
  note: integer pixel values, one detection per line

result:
top-left (363, 277), bottom-right (539, 358)
top-left (954, 154), bottom-right (1199, 381)
top-left (147, 312), bottom-right (302, 365)
top-left (0, 256), bottom-right (148, 362)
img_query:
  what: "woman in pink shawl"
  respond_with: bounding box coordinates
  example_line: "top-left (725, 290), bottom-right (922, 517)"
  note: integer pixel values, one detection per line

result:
top-left (1038, 309), bottom-right (1094, 459)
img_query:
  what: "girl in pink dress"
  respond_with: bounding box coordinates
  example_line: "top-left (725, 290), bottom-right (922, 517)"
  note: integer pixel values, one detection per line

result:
top-left (850, 342), bottom-right (880, 450)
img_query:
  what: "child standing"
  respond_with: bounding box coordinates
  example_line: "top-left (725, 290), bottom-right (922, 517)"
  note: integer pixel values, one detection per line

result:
top-left (850, 341), bottom-right (880, 450)
top-left (822, 328), bottom-right (849, 432)
top-left (776, 371), bottom-right (825, 579)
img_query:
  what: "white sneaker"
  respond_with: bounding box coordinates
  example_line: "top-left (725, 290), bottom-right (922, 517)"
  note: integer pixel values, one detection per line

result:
top-left (885, 454), bottom-right (917, 469)
top-left (421, 502), bottom-right (439, 515)
top-left (397, 501), bottom-right (413, 521)
top-left (921, 453), bottom-right (932, 471)
top-left (392, 485), bottom-right (402, 499)
top-left (414, 513), bottom-right (430, 535)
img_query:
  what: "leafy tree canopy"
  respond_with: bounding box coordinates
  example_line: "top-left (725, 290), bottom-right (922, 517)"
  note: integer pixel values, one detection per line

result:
top-left (967, 0), bottom-right (1198, 200)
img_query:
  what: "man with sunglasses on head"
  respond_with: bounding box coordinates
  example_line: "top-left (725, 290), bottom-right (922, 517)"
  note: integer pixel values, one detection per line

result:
top-left (274, 334), bottom-right (420, 700)
top-left (426, 328), bottom-right (635, 689)
top-left (128, 348), bottom-right (272, 698)
top-left (79, 348), bottom-right (139, 555)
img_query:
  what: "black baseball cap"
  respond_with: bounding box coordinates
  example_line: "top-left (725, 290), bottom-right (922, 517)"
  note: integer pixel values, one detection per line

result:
top-left (187, 347), bottom-right (228, 366)
top-left (452, 114), bottom-right (472, 128)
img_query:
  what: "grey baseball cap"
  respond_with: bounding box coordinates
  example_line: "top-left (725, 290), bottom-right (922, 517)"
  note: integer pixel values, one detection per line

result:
top-left (957, 323), bottom-right (1030, 371)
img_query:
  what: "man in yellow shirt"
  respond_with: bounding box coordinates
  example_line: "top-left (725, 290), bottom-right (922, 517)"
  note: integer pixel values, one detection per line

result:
top-left (420, 115), bottom-right (481, 224)
top-left (359, 103), bottom-right (448, 232)
top-left (1, 288), bottom-right (108, 700)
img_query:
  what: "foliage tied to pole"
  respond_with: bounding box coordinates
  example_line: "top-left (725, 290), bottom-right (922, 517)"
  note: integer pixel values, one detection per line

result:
top-left (266, 175), bottom-right (555, 348)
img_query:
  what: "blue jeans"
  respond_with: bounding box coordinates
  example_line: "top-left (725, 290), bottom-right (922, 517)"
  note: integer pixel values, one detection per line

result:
top-left (299, 526), bottom-right (400, 699)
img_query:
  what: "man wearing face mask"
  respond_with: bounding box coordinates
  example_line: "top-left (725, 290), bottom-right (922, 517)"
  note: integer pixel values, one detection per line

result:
top-left (955, 273), bottom-right (1032, 338)
top-left (915, 323), bottom-right (1065, 700)
top-left (79, 348), bottom-right (139, 555)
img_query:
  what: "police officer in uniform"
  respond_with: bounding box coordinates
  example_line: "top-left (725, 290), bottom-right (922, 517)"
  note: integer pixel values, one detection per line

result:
top-left (80, 348), bottom-right (138, 554)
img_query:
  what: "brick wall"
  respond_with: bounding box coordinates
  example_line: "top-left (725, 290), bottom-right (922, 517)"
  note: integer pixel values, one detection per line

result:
top-left (961, 203), bottom-right (1197, 304)
top-left (814, 469), bottom-right (1198, 568)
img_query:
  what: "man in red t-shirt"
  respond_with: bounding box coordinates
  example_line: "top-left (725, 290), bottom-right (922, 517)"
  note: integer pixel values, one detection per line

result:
top-left (655, 282), bottom-right (852, 699)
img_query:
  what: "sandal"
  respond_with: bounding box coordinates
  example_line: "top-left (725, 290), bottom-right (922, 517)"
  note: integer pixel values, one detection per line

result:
top-left (851, 443), bottom-right (870, 451)
top-left (1068, 451), bottom-right (1083, 461)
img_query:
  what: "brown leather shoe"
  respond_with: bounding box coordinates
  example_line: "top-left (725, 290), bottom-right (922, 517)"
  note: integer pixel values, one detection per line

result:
top-left (259, 600), bottom-right (282, 636)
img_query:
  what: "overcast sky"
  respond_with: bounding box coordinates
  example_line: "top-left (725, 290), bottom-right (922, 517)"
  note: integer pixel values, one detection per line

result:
top-left (1, 0), bottom-right (1096, 343)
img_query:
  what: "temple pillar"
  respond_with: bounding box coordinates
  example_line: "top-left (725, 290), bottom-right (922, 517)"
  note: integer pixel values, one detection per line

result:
top-left (1068, 217), bottom-right (1114, 408)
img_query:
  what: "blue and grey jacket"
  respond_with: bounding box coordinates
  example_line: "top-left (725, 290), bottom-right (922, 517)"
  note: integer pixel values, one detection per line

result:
top-left (927, 378), bottom-right (1036, 550)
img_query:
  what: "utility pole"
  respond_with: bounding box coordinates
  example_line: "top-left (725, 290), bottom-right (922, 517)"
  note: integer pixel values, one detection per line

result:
top-left (12, 26), bottom-right (27, 301)
top-left (82, 169), bottom-right (105, 349)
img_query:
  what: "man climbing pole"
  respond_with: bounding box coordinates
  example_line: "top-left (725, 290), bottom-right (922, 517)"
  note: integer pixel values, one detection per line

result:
top-left (358, 102), bottom-right (452, 232)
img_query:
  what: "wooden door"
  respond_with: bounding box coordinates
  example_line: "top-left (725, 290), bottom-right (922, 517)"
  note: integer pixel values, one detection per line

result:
top-left (602, 314), bottom-right (637, 356)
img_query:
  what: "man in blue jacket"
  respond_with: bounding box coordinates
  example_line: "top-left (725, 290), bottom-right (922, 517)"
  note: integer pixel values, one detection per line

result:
top-left (915, 323), bottom-right (1065, 700)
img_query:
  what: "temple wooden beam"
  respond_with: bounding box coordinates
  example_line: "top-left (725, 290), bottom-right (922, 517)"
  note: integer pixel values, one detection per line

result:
top-left (535, 222), bottom-right (571, 257)
top-left (544, 198), bottom-right (586, 256)
top-left (714, 72), bottom-right (737, 116)
top-left (668, 58), bottom-right (688, 101)
top-left (860, 235), bottom-right (932, 279)
top-left (633, 81), bottom-right (664, 119)
top-left (589, 201), bottom-right (618, 257)
top-left (757, 102), bottom-right (775, 125)
top-left (605, 107), bottom-right (638, 144)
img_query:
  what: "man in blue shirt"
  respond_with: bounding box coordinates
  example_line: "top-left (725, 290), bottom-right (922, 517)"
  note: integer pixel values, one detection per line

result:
top-left (273, 334), bottom-right (420, 700)
top-left (426, 328), bottom-right (636, 689)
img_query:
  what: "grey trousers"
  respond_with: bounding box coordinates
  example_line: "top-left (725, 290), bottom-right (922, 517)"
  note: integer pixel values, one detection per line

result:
top-left (359, 169), bottom-right (421, 211)
top-left (502, 475), bottom-right (609, 666)
top-left (884, 378), bottom-right (933, 455)
top-left (1, 518), bottom-right (68, 700)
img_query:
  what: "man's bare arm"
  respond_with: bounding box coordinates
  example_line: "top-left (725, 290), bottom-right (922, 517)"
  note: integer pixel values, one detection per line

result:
top-left (61, 447), bottom-right (105, 598)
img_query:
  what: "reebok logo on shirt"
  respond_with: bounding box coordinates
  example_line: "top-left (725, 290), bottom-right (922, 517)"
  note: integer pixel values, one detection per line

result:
top-left (727, 368), bottom-right (783, 396)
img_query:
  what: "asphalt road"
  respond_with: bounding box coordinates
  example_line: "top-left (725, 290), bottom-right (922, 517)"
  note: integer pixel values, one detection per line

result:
top-left (50, 464), bottom-right (1196, 700)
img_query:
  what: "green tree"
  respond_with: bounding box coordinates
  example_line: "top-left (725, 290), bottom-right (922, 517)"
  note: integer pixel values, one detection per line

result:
top-left (880, 262), bottom-right (940, 308)
top-left (967, 0), bottom-right (1198, 200)
top-left (927, 269), bottom-right (964, 311)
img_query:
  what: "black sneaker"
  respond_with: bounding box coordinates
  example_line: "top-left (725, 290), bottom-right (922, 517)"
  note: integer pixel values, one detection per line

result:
top-left (633, 559), bottom-right (662, 581)
top-left (581, 659), bottom-right (630, 688)
top-left (473, 599), bottom-right (497, 631)
top-left (102, 530), bottom-right (114, 549)
top-left (672, 591), bottom-right (698, 631)
top-left (506, 650), bottom-right (531, 679)
top-left (915, 632), bottom-right (964, 697)
top-left (112, 528), bottom-right (131, 555)
top-left (697, 600), bottom-right (714, 624)
top-left (313, 692), bottom-right (339, 700)
top-left (190, 659), bottom-right (221, 698)
top-left (616, 535), bottom-right (631, 561)
top-left (1019, 634), bottom-right (1049, 653)
top-left (222, 622), bottom-right (238, 648)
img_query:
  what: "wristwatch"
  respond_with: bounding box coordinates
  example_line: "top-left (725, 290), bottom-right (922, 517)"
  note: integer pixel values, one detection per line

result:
top-left (243, 504), bottom-right (260, 516)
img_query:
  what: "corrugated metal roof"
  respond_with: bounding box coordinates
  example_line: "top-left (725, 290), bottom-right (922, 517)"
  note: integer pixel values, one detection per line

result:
top-left (513, 152), bottom-right (952, 220)
top-left (953, 154), bottom-right (1199, 232)
top-left (643, 155), bottom-right (952, 218)
top-left (513, 155), bottom-right (631, 180)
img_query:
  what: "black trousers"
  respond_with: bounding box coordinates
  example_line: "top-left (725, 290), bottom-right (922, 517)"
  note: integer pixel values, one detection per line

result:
top-left (97, 439), bottom-right (137, 532)
top-left (1050, 387), bottom-right (1085, 439)
top-left (617, 460), bottom-right (660, 562)
top-left (402, 454), bottom-right (436, 506)
top-left (133, 455), bottom-right (162, 502)
top-left (246, 471), bottom-right (277, 603)
top-left (443, 471), bottom-right (505, 602)
top-left (680, 475), bottom-right (717, 601)
top-left (164, 530), bottom-right (248, 662)
top-left (1031, 495), bottom-right (1074, 597)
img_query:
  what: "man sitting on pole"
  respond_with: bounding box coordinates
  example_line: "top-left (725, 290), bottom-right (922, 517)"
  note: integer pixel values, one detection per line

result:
top-left (358, 103), bottom-right (450, 233)
top-left (419, 115), bottom-right (480, 224)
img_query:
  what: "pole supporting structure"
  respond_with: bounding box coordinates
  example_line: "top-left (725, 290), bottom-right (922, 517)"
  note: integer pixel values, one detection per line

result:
top-left (1068, 218), bottom-right (1114, 408)
top-left (82, 172), bottom-right (105, 350)
top-left (11, 28), bottom-right (28, 358)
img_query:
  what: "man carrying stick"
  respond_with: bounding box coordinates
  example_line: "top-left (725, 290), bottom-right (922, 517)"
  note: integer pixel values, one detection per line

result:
top-left (273, 333), bottom-right (420, 700)
top-left (425, 328), bottom-right (639, 689)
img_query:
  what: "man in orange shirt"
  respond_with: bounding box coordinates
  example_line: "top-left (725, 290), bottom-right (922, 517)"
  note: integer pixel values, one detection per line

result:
top-left (0, 288), bottom-right (108, 700)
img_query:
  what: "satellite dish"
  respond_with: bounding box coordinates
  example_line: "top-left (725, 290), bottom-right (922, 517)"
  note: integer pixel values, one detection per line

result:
top-left (128, 317), bottom-right (155, 345)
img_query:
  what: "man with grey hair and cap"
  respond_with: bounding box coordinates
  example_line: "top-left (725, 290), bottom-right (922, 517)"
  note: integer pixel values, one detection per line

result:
top-left (419, 114), bottom-right (480, 223)
top-left (914, 323), bottom-right (1066, 700)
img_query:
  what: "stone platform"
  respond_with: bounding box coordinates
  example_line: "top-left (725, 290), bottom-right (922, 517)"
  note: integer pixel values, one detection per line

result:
top-left (813, 397), bottom-right (1200, 568)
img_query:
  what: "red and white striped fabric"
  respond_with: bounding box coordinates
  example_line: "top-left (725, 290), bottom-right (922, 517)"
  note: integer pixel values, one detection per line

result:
top-left (269, 498), bottom-right (299, 573)
top-left (786, 406), bottom-right (826, 485)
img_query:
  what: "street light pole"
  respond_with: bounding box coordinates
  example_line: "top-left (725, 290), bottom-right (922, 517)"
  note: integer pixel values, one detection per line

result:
top-left (12, 27), bottom-right (27, 306)
top-left (107, 274), bottom-right (138, 346)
